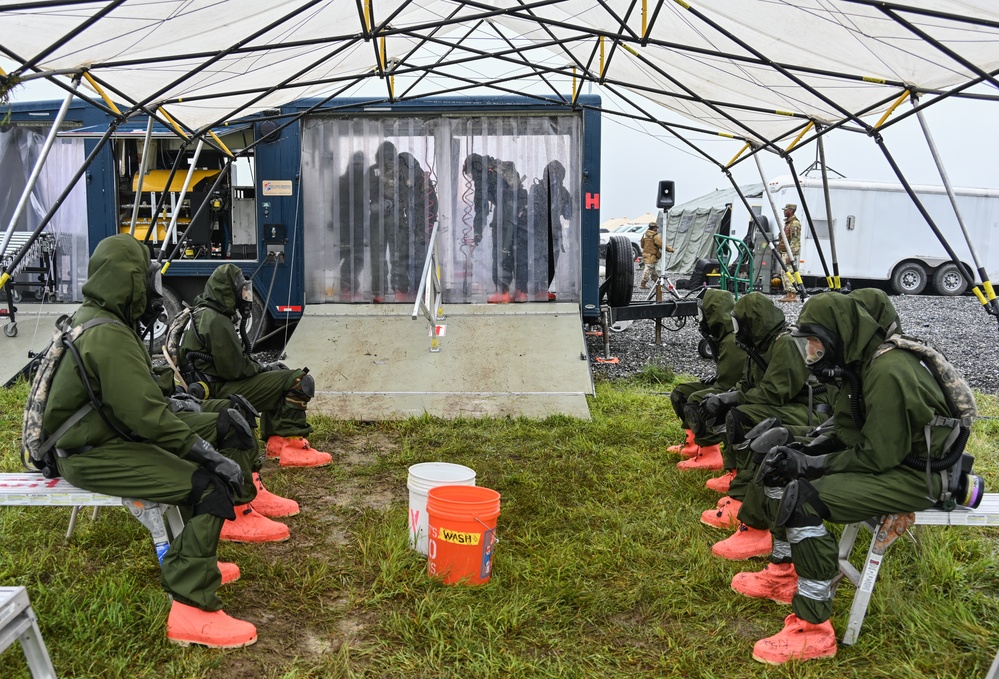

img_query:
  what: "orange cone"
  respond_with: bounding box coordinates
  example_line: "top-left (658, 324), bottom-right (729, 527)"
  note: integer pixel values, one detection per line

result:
top-left (711, 523), bottom-right (772, 560)
top-left (752, 614), bottom-right (837, 664)
top-left (218, 561), bottom-right (240, 585)
top-left (700, 496), bottom-right (742, 529)
top-left (251, 472), bottom-right (299, 518)
top-left (732, 563), bottom-right (797, 604)
top-left (677, 444), bottom-right (723, 471)
top-left (705, 469), bottom-right (736, 493)
top-left (220, 504), bottom-right (290, 543)
top-left (166, 601), bottom-right (258, 648)
top-left (266, 436), bottom-right (333, 468)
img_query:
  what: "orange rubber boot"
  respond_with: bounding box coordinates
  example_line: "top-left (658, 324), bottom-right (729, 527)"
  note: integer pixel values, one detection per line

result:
top-left (711, 523), bottom-right (772, 560)
top-left (251, 472), bottom-right (300, 518)
top-left (732, 563), bottom-right (797, 604)
top-left (487, 291), bottom-right (512, 303)
top-left (700, 496), bottom-right (742, 529)
top-left (220, 504), bottom-right (290, 543)
top-left (218, 561), bottom-right (241, 585)
top-left (705, 469), bottom-right (736, 493)
top-left (677, 444), bottom-right (723, 471)
top-left (513, 290), bottom-right (528, 303)
top-left (667, 429), bottom-right (696, 456)
top-left (266, 436), bottom-right (333, 468)
top-left (166, 601), bottom-right (258, 648)
top-left (752, 614), bottom-right (837, 664)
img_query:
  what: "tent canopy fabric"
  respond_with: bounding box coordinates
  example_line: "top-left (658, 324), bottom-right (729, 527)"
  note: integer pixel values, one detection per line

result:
top-left (2, 1), bottom-right (998, 166)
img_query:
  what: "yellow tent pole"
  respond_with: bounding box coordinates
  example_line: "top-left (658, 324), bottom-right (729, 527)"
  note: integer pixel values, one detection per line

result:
top-left (0, 65), bottom-right (6, 77)
top-left (571, 66), bottom-right (577, 100)
top-left (875, 90), bottom-right (910, 129)
top-left (208, 130), bottom-right (234, 158)
top-left (83, 72), bottom-right (122, 116)
top-left (642, 0), bottom-right (648, 38)
top-left (364, 0), bottom-right (371, 32)
top-left (380, 36), bottom-right (386, 71)
top-left (726, 142), bottom-right (750, 168)
top-left (599, 36), bottom-right (606, 79)
top-left (158, 108), bottom-right (189, 139)
top-left (784, 120), bottom-right (814, 153)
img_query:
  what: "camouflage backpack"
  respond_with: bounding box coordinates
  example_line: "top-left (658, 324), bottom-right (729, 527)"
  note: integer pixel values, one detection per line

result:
top-left (21, 315), bottom-right (123, 477)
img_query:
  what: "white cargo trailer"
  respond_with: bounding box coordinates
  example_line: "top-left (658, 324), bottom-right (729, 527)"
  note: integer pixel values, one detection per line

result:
top-left (766, 175), bottom-right (999, 296)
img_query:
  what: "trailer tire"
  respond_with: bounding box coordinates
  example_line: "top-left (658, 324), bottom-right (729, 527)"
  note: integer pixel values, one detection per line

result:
top-left (933, 263), bottom-right (969, 296)
top-left (605, 236), bottom-right (634, 307)
top-left (890, 261), bottom-right (928, 295)
top-left (697, 337), bottom-right (714, 360)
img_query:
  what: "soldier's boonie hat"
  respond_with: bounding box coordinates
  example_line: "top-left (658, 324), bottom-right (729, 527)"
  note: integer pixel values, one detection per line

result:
top-left (784, 203), bottom-right (797, 211)
top-left (648, 222), bottom-right (658, 229)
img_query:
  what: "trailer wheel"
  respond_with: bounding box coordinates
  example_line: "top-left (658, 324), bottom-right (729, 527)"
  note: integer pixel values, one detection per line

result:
top-left (890, 261), bottom-right (928, 295)
top-left (138, 286), bottom-right (181, 355)
top-left (605, 236), bottom-right (635, 307)
top-left (933, 263), bottom-right (969, 296)
top-left (697, 337), bottom-right (714, 360)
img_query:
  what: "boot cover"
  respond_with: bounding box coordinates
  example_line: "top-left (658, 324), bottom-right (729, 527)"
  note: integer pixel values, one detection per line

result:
top-left (220, 504), bottom-right (291, 543)
top-left (705, 469), bottom-right (736, 493)
top-left (251, 472), bottom-right (300, 518)
top-left (266, 436), bottom-right (333, 468)
top-left (752, 614), bottom-right (837, 664)
top-left (676, 444), bottom-right (723, 471)
top-left (487, 291), bottom-right (512, 303)
top-left (677, 441), bottom-right (700, 459)
top-left (667, 429), bottom-right (695, 454)
top-left (711, 523), bottom-right (772, 560)
top-left (218, 561), bottom-right (241, 586)
top-left (732, 563), bottom-right (797, 604)
top-left (513, 290), bottom-right (529, 303)
top-left (700, 496), bottom-right (742, 529)
top-left (167, 601), bottom-right (258, 649)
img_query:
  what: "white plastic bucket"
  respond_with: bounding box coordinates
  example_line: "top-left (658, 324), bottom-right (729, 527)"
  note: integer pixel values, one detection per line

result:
top-left (407, 462), bottom-right (476, 555)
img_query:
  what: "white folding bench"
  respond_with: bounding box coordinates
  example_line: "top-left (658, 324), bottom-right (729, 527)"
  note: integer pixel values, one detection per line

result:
top-left (836, 493), bottom-right (999, 646)
top-left (0, 473), bottom-right (184, 561)
top-left (0, 586), bottom-right (56, 679)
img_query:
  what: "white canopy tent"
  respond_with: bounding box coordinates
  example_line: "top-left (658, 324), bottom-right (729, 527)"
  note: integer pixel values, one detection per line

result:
top-left (1, 0), bottom-right (999, 313)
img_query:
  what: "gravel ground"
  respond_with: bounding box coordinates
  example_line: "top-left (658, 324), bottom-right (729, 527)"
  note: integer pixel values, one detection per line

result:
top-left (586, 272), bottom-right (999, 395)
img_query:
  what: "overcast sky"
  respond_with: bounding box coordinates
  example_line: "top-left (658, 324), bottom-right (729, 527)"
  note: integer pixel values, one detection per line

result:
top-left (7, 57), bottom-right (997, 225)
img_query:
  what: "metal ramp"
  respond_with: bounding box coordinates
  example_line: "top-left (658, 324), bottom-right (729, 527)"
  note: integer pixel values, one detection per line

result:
top-left (0, 303), bottom-right (78, 388)
top-left (282, 303), bottom-right (593, 420)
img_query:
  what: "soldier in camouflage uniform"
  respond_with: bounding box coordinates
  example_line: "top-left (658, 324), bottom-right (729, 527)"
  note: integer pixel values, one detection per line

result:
top-left (369, 141), bottom-right (411, 303)
top-left (778, 203), bottom-right (802, 302)
top-left (528, 160), bottom-right (571, 300)
top-left (399, 152), bottom-right (437, 301)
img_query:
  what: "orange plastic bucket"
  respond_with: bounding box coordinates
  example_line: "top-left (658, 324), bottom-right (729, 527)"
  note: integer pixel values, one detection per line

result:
top-left (426, 485), bottom-right (501, 585)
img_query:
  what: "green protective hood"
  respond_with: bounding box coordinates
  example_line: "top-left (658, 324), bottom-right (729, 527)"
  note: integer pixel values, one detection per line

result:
top-left (80, 234), bottom-right (150, 325)
top-left (195, 263), bottom-right (242, 317)
top-left (849, 288), bottom-right (903, 336)
top-left (701, 288), bottom-right (735, 341)
top-left (732, 292), bottom-right (785, 350)
top-left (797, 292), bottom-right (884, 367)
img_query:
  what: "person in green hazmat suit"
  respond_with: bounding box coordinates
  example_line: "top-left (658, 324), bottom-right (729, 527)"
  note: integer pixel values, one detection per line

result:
top-left (44, 234), bottom-right (260, 649)
top-left (668, 289), bottom-right (746, 479)
top-left (695, 292), bottom-right (831, 560)
top-left (736, 291), bottom-right (960, 664)
top-left (177, 263), bottom-right (332, 469)
top-left (463, 153), bottom-right (530, 303)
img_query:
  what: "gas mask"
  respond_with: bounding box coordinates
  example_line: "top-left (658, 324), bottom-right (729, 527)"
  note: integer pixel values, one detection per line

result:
top-left (792, 323), bottom-right (842, 382)
top-left (731, 314), bottom-right (753, 350)
top-left (234, 272), bottom-right (253, 315)
top-left (696, 304), bottom-right (710, 340)
top-left (138, 262), bottom-right (165, 330)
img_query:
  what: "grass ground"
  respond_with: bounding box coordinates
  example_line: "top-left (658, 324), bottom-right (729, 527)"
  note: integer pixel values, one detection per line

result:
top-left (1, 371), bottom-right (998, 678)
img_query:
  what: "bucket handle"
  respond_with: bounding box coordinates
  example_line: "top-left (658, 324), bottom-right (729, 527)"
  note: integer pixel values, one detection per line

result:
top-left (475, 517), bottom-right (498, 543)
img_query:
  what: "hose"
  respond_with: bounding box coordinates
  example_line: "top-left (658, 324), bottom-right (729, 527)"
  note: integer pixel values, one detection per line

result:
top-left (902, 427), bottom-right (969, 473)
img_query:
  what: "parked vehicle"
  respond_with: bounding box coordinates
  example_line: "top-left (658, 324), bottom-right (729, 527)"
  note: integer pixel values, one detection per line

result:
top-left (768, 175), bottom-right (999, 295)
top-left (599, 223), bottom-right (645, 259)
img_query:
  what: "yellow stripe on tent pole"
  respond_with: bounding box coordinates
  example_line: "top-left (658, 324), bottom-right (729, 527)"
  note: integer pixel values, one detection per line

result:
top-left (599, 36), bottom-right (606, 79)
top-left (875, 90), bottom-right (910, 129)
top-left (794, 272), bottom-right (803, 286)
top-left (208, 130), bottom-right (234, 158)
top-left (0, 272), bottom-right (9, 291)
top-left (834, 275), bottom-right (841, 290)
top-left (83, 72), bottom-right (121, 116)
top-left (726, 142), bottom-right (750, 168)
top-left (380, 36), bottom-right (387, 71)
top-left (364, 0), bottom-right (371, 31)
top-left (825, 275), bottom-right (834, 289)
top-left (158, 108), bottom-right (189, 139)
top-left (986, 280), bottom-right (997, 301)
top-left (0, 66), bottom-right (6, 77)
top-left (572, 66), bottom-right (577, 100)
top-left (785, 121), bottom-right (814, 153)
top-left (161, 261), bottom-right (171, 274)
top-left (642, 0), bottom-right (648, 37)
top-left (973, 286), bottom-right (987, 305)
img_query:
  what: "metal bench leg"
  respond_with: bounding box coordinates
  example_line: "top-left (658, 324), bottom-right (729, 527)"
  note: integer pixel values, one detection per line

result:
top-left (65, 506), bottom-right (82, 541)
top-left (841, 513), bottom-right (915, 646)
top-left (0, 607), bottom-right (57, 679)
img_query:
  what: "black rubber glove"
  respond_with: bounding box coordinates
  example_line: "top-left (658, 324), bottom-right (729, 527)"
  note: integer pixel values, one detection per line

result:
top-left (703, 390), bottom-right (740, 419)
top-left (756, 445), bottom-right (828, 485)
top-left (261, 361), bottom-right (288, 372)
top-left (168, 394), bottom-right (202, 413)
top-left (186, 437), bottom-right (244, 494)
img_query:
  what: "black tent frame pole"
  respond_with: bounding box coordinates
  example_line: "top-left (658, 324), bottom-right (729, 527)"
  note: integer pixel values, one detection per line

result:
top-left (396, 9), bottom-right (476, 101)
top-left (814, 124), bottom-right (841, 287)
top-left (784, 155), bottom-right (832, 284)
top-left (722, 170), bottom-right (787, 285)
top-left (141, 137), bottom-right (192, 246)
top-left (841, 0), bottom-right (999, 29)
top-left (12, 0), bottom-right (126, 75)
